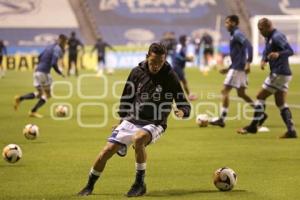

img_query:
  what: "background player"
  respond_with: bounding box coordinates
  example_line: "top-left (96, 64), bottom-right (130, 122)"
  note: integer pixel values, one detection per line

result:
top-left (0, 39), bottom-right (7, 78)
top-left (92, 36), bottom-right (115, 77)
top-left (67, 31), bottom-right (83, 76)
top-left (78, 43), bottom-right (191, 197)
top-left (172, 35), bottom-right (197, 101)
top-left (237, 18), bottom-right (297, 138)
top-left (210, 15), bottom-right (267, 128)
top-left (14, 34), bottom-right (67, 118)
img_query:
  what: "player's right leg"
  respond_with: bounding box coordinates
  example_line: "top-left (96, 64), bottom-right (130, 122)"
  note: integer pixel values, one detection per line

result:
top-left (78, 142), bottom-right (121, 196)
top-left (237, 88), bottom-right (272, 134)
top-left (210, 85), bottom-right (232, 127)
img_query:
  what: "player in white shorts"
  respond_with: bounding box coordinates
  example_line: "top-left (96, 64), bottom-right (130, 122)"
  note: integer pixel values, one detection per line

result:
top-left (14, 35), bottom-right (66, 118)
top-left (210, 15), bottom-right (268, 128)
top-left (78, 43), bottom-right (191, 197)
top-left (238, 18), bottom-right (297, 139)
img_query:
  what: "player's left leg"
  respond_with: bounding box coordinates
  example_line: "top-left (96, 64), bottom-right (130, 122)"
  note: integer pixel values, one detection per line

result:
top-left (237, 87), bottom-right (254, 107)
top-left (29, 86), bottom-right (51, 118)
top-left (275, 91), bottom-right (297, 138)
top-left (14, 88), bottom-right (42, 111)
top-left (126, 130), bottom-right (151, 197)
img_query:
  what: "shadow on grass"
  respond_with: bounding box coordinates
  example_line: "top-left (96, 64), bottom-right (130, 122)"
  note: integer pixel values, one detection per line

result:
top-left (146, 189), bottom-right (247, 197)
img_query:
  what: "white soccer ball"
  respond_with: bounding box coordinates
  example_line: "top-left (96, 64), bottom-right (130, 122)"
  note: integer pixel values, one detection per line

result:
top-left (213, 167), bottom-right (237, 191)
top-left (2, 144), bottom-right (22, 163)
top-left (55, 105), bottom-right (68, 117)
top-left (23, 124), bottom-right (39, 140)
top-left (196, 114), bottom-right (209, 127)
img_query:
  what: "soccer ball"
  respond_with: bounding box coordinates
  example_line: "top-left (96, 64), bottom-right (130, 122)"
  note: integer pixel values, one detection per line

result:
top-left (55, 105), bottom-right (68, 117)
top-left (213, 167), bottom-right (237, 191)
top-left (196, 114), bottom-right (209, 127)
top-left (23, 124), bottom-right (39, 140)
top-left (2, 144), bottom-right (22, 163)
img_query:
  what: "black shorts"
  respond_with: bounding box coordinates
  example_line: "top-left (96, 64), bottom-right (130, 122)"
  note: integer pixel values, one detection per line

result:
top-left (173, 66), bottom-right (185, 81)
top-left (0, 55), bottom-right (3, 64)
top-left (204, 48), bottom-right (214, 55)
top-left (69, 54), bottom-right (77, 62)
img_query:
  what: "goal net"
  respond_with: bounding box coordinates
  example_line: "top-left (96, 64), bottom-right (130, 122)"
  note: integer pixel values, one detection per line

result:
top-left (251, 15), bottom-right (300, 64)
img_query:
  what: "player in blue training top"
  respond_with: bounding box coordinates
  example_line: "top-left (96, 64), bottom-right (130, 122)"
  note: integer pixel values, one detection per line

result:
top-left (210, 15), bottom-right (267, 128)
top-left (172, 35), bottom-right (197, 101)
top-left (238, 18), bottom-right (297, 138)
top-left (78, 43), bottom-right (191, 197)
top-left (14, 34), bottom-right (67, 118)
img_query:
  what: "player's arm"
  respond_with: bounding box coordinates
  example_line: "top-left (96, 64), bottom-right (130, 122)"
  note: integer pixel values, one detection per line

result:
top-left (118, 69), bottom-right (136, 119)
top-left (268, 34), bottom-right (294, 60)
top-left (51, 49), bottom-right (65, 77)
top-left (236, 33), bottom-right (253, 73)
top-left (171, 72), bottom-right (191, 118)
top-left (106, 42), bottom-right (116, 52)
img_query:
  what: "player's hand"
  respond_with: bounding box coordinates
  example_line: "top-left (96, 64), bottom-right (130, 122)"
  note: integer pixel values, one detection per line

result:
top-left (174, 109), bottom-right (184, 118)
top-left (267, 52), bottom-right (279, 60)
top-left (219, 68), bottom-right (229, 74)
top-left (245, 62), bottom-right (251, 74)
top-left (260, 60), bottom-right (266, 70)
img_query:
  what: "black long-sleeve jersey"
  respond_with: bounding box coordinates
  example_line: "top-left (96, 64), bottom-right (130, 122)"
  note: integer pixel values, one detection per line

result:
top-left (118, 61), bottom-right (191, 130)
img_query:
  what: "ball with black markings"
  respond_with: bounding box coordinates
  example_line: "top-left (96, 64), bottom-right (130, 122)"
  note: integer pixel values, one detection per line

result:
top-left (213, 167), bottom-right (237, 191)
top-left (23, 124), bottom-right (39, 140)
top-left (2, 144), bottom-right (22, 163)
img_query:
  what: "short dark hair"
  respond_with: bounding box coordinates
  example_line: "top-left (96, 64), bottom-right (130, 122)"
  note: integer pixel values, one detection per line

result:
top-left (226, 15), bottom-right (239, 25)
top-left (179, 35), bottom-right (187, 44)
top-left (59, 34), bottom-right (68, 41)
top-left (147, 43), bottom-right (167, 56)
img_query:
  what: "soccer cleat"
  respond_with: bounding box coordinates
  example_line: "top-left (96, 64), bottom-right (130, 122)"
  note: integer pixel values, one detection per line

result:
top-left (237, 125), bottom-right (257, 134)
top-left (28, 111), bottom-right (43, 118)
top-left (258, 113), bottom-right (268, 127)
top-left (14, 96), bottom-right (21, 111)
top-left (117, 145), bottom-right (127, 157)
top-left (209, 118), bottom-right (225, 128)
top-left (279, 130), bottom-right (297, 139)
top-left (77, 186), bottom-right (93, 196)
top-left (126, 183), bottom-right (146, 197)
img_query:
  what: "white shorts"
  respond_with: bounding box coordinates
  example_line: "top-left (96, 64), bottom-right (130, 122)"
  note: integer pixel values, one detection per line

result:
top-left (108, 120), bottom-right (164, 147)
top-left (33, 72), bottom-right (52, 89)
top-left (224, 69), bottom-right (248, 88)
top-left (262, 73), bottom-right (292, 93)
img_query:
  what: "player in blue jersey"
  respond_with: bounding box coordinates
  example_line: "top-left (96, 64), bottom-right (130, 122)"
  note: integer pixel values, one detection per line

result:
top-left (78, 43), bottom-right (191, 197)
top-left (14, 34), bottom-right (67, 118)
top-left (172, 35), bottom-right (197, 101)
top-left (237, 18), bottom-right (297, 138)
top-left (210, 15), bottom-right (266, 127)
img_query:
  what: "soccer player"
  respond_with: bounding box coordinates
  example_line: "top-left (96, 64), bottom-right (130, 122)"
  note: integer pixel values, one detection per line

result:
top-left (67, 31), bottom-right (83, 76)
top-left (210, 15), bottom-right (267, 128)
top-left (237, 18), bottom-right (297, 139)
top-left (0, 40), bottom-right (7, 78)
top-left (92, 36), bottom-right (115, 77)
top-left (14, 34), bottom-right (67, 118)
top-left (172, 35), bottom-right (197, 101)
top-left (78, 43), bottom-right (191, 197)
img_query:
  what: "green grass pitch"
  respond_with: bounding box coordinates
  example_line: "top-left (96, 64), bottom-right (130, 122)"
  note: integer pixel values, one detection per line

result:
top-left (0, 66), bottom-right (300, 200)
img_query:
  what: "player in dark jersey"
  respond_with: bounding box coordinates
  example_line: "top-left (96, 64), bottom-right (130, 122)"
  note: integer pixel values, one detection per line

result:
top-left (92, 37), bottom-right (115, 76)
top-left (0, 40), bottom-right (7, 78)
top-left (14, 34), bottom-right (67, 118)
top-left (78, 43), bottom-right (191, 197)
top-left (210, 15), bottom-right (262, 128)
top-left (67, 31), bottom-right (83, 76)
top-left (237, 18), bottom-right (297, 139)
top-left (172, 35), bottom-right (197, 101)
